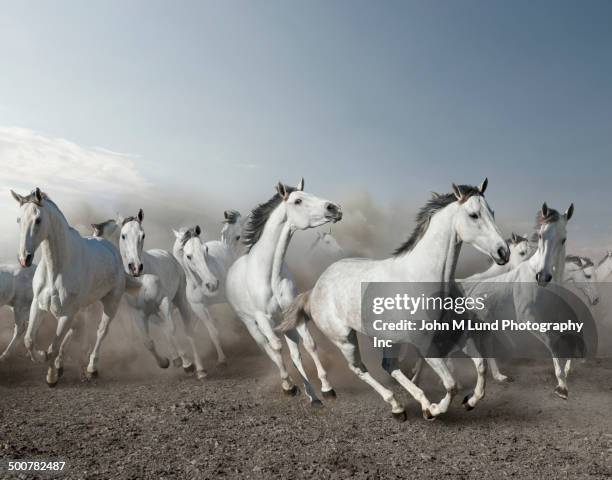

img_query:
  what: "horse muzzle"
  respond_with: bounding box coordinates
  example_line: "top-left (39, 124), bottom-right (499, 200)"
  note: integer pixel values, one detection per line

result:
top-left (19, 253), bottom-right (34, 268)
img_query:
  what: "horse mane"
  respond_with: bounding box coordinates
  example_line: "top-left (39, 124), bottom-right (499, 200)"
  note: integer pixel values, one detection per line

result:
top-left (536, 208), bottom-right (561, 225)
top-left (121, 216), bottom-right (139, 226)
top-left (598, 252), bottom-right (612, 266)
top-left (393, 185), bottom-right (482, 257)
top-left (178, 226), bottom-right (201, 247)
top-left (507, 234), bottom-right (528, 245)
top-left (566, 254), bottom-right (594, 268)
top-left (223, 210), bottom-right (241, 224)
top-left (243, 185), bottom-right (296, 252)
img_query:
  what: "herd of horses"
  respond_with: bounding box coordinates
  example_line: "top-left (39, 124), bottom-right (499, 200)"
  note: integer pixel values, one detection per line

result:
top-left (1, 178), bottom-right (610, 422)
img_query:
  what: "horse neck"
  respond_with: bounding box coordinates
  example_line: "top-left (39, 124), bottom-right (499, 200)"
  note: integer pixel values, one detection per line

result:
top-left (596, 256), bottom-right (612, 281)
top-left (394, 203), bottom-right (461, 284)
top-left (250, 203), bottom-right (292, 288)
top-left (39, 203), bottom-right (72, 280)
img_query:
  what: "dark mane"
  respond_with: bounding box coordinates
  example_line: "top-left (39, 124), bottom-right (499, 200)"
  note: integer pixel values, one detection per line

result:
top-left (507, 234), bottom-right (528, 245)
top-left (598, 252), bottom-right (612, 266)
top-left (536, 208), bottom-right (560, 225)
top-left (243, 185), bottom-right (296, 252)
top-left (566, 255), bottom-right (594, 268)
top-left (393, 185), bottom-right (482, 257)
top-left (223, 210), bottom-right (241, 224)
top-left (121, 216), bottom-right (138, 226)
top-left (179, 226), bottom-right (201, 247)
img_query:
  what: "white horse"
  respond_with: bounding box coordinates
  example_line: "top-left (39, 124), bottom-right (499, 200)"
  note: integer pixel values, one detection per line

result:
top-left (460, 203), bottom-right (577, 399)
top-left (564, 255), bottom-right (599, 305)
top-left (225, 179), bottom-right (343, 404)
top-left (0, 264), bottom-right (35, 361)
top-left (170, 209), bottom-right (243, 366)
top-left (279, 179), bottom-right (510, 420)
top-left (92, 218), bottom-right (199, 373)
top-left (463, 233), bottom-right (532, 282)
top-left (119, 209), bottom-right (207, 379)
top-left (595, 251), bottom-right (612, 281)
top-left (12, 188), bottom-right (126, 386)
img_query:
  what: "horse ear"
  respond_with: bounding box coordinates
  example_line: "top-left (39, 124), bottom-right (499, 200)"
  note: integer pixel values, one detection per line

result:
top-left (452, 183), bottom-right (464, 201)
top-left (479, 177), bottom-right (488, 195)
top-left (564, 203), bottom-right (574, 221)
top-left (137, 209), bottom-right (144, 223)
top-left (511, 233), bottom-right (518, 244)
top-left (34, 187), bottom-right (43, 204)
top-left (297, 178), bottom-right (304, 191)
top-left (172, 229), bottom-right (181, 239)
top-left (224, 210), bottom-right (230, 220)
top-left (195, 225), bottom-right (201, 236)
top-left (276, 182), bottom-right (288, 201)
top-left (10, 190), bottom-right (24, 205)
top-left (91, 224), bottom-right (102, 236)
top-left (541, 202), bottom-right (549, 218)
top-left (579, 257), bottom-right (587, 267)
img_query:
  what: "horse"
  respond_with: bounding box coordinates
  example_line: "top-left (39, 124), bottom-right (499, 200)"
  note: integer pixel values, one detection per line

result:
top-left (225, 178), bottom-right (343, 405)
top-left (595, 251), bottom-right (612, 281)
top-left (279, 179), bottom-right (510, 421)
top-left (92, 218), bottom-right (199, 373)
top-left (564, 255), bottom-right (599, 305)
top-left (463, 233), bottom-right (532, 282)
top-left (458, 203), bottom-right (577, 399)
top-left (11, 188), bottom-right (126, 386)
top-left (119, 209), bottom-right (207, 379)
top-left (170, 209), bottom-right (244, 366)
top-left (0, 264), bottom-right (35, 361)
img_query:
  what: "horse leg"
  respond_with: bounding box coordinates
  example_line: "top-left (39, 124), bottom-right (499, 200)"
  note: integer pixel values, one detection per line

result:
top-left (174, 296), bottom-right (206, 380)
top-left (283, 329), bottom-right (322, 406)
top-left (86, 296), bottom-right (119, 378)
top-left (488, 357), bottom-right (513, 382)
top-left (564, 359), bottom-right (572, 377)
top-left (334, 330), bottom-right (407, 421)
top-left (381, 354), bottom-right (437, 419)
top-left (552, 357), bottom-right (569, 399)
top-left (46, 315), bottom-right (75, 387)
top-left (0, 306), bottom-right (28, 361)
top-left (24, 300), bottom-right (46, 363)
top-left (411, 357), bottom-right (425, 384)
top-left (54, 327), bottom-right (74, 377)
top-left (190, 301), bottom-right (227, 366)
top-left (136, 309), bottom-right (170, 369)
top-left (294, 322), bottom-right (335, 397)
top-left (242, 314), bottom-right (296, 394)
top-left (421, 357), bottom-right (458, 415)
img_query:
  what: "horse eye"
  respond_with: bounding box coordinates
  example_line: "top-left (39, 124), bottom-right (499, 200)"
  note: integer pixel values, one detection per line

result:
top-left (469, 213), bottom-right (479, 220)
top-left (562, 238), bottom-right (566, 245)
top-left (186, 255), bottom-right (192, 260)
top-left (519, 252), bottom-right (525, 256)
top-left (294, 199), bottom-right (302, 205)
top-left (142, 234), bottom-right (145, 240)
top-left (121, 234), bottom-right (126, 240)
top-left (585, 274), bottom-right (591, 279)
top-left (35, 218), bottom-right (41, 225)
top-left (236, 235), bottom-right (240, 241)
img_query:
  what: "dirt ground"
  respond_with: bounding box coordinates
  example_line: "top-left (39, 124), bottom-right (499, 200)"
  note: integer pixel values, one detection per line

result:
top-left (1, 319), bottom-right (611, 480)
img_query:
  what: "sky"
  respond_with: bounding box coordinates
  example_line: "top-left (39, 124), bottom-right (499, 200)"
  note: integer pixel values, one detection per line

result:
top-left (1, 0), bottom-right (612, 255)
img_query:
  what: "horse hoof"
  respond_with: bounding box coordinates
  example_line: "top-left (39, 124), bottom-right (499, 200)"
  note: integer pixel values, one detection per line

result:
top-left (283, 385), bottom-right (299, 397)
top-left (85, 370), bottom-right (98, 380)
top-left (393, 410), bottom-right (407, 422)
top-left (47, 380), bottom-right (58, 388)
top-left (311, 399), bottom-right (324, 409)
top-left (196, 369), bottom-right (207, 380)
top-left (554, 386), bottom-right (568, 400)
top-left (57, 367), bottom-right (64, 378)
top-left (159, 358), bottom-right (170, 369)
top-left (321, 389), bottom-right (337, 399)
top-left (422, 409), bottom-right (434, 421)
top-left (172, 358), bottom-right (182, 368)
top-left (217, 360), bottom-right (228, 368)
top-left (462, 394), bottom-right (475, 411)
top-left (183, 364), bottom-right (195, 374)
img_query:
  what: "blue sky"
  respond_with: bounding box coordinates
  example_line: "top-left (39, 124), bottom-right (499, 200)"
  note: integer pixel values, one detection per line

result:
top-left (1, 0), bottom-right (611, 250)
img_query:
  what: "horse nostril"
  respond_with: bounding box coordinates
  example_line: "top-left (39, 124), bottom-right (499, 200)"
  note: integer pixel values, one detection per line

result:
top-left (139, 264), bottom-right (144, 273)
top-left (326, 203), bottom-right (337, 213)
top-left (128, 262), bottom-right (134, 272)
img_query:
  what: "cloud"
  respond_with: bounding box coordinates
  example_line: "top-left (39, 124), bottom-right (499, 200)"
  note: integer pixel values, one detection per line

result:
top-left (0, 126), bottom-right (150, 198)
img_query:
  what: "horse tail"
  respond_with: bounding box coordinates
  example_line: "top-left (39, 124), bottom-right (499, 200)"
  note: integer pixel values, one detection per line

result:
top-left (276, 290), bottom-right (312, 333)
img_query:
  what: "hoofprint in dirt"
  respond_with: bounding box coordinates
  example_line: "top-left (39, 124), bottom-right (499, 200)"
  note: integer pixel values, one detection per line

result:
top-left (1, 352), bottom-right (611, 480)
